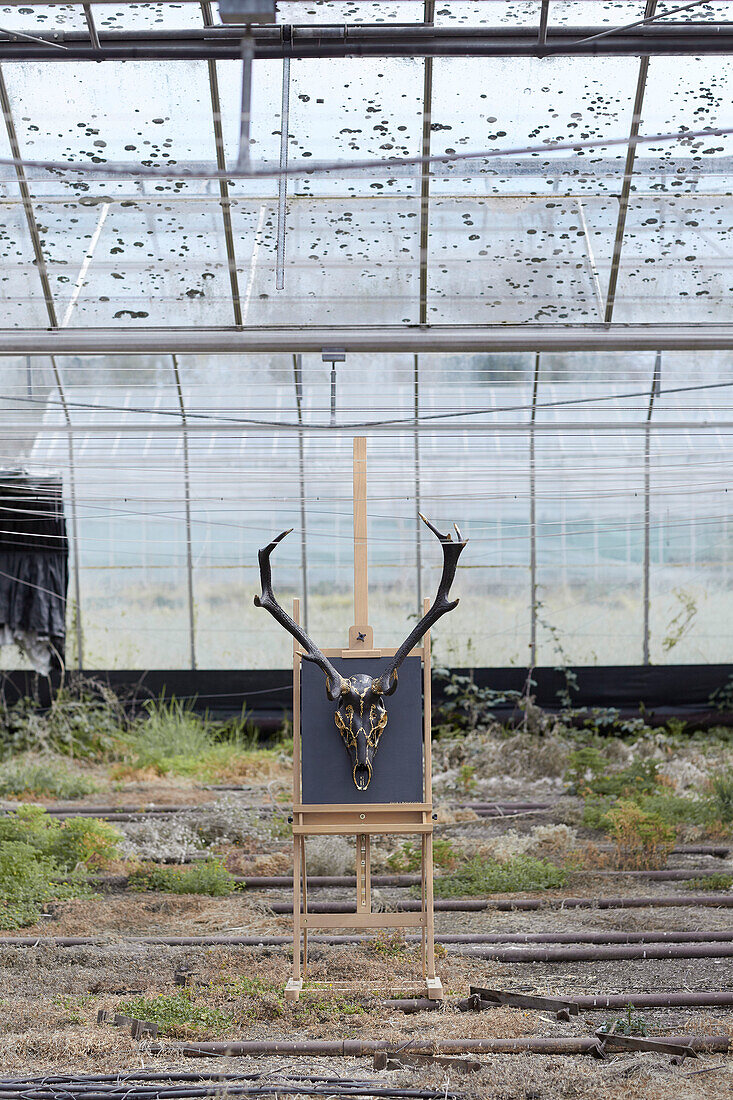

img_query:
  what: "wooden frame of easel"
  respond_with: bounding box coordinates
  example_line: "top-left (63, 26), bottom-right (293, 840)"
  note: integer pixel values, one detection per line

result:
top-left (284, 437), bottom-right (441, 1002)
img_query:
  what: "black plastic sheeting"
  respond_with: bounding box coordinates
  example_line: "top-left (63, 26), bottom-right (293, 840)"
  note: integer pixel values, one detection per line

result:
top-left (1, 664), bottom-right (733, 728)
top-left (0, 474), bottom-right (68, 663)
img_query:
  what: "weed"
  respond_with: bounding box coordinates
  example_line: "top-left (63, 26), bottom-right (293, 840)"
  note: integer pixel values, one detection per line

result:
top-left (0, 757), bottom-right (97, 799)
top-left (434, 853), bottom-right (567, 897)
top-left (585, 759), bottom-right (663, 800)
top-left (0, 677), bottom-right (127, 760)
top-left (128, 859), bottom-right (235, 896)
top-left (367, 930), bottom-right (408, 957)
top-left (709, 675), bottom-right (733, 713)
top-left (0, 804), bottom-right (122, 871)
top-left (598, 1005), bottom-right (648, 1037)
top-left (636, 792), bottom-right (707, 827)
top-left (386, 838), bottom-right (456, 873)
top-left (51, 816), bottom-right (123, 870)
top-left (564, 747), bottom-right (608, 794)
top-left (604, 800), bottom-right (675, 870)
top-left (434, 668), bottom-right (521, 733)
top-left (684, 873), bottom-right (733, 892)
top-left (0, 841), bottom-right (82, 929)
top-left (115, 698), bottom-right (285, 781)
top-left (116, 991), bottom-right (233, 1037)
top-left (706, 770), bottom-right (733, 825)
top-left (458, 764), bottom-right (478, 793)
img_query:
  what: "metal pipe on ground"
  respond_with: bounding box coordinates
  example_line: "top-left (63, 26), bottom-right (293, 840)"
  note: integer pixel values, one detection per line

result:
top-left (170, 1037), bottom-right (729, 1058)
top-left (267, 896), bottom-right (733, 914)
top-left (453, 941), bottom-right (733, 963)
top-left (4, 933), bottom-right (733, 954)
top-left (91, 870), bottom-right (731, 891)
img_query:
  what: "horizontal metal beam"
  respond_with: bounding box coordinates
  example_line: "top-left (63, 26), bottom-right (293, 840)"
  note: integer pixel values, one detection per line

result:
top-left (1, 325), bottom-right (733, 355)
top-left (1, 24), bottom-right (733, 60)
top-left (0, 419), bottom-right (731, 435)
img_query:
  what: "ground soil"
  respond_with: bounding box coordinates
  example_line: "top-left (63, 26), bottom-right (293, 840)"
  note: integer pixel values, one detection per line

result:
top-left (2, 766), bottom-right (732, 1098)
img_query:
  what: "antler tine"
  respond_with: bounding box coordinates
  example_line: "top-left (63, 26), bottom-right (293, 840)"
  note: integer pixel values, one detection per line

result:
top-left (254, 529), bottom-right (344, 701)
top-left (375, 514), bottom-right (467, 696)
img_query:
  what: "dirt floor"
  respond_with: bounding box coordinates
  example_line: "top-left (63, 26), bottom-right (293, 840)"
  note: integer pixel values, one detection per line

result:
top-left (2, 754), bottom-right (732, 1098)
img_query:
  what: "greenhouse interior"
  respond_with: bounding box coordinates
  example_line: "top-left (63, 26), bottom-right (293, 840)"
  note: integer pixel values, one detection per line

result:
top-left (4, 0), bottom-right (733, 1091)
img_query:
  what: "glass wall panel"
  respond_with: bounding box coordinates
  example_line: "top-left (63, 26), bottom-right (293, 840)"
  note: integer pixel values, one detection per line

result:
top-left (648, 350), bottom-right (733, 664)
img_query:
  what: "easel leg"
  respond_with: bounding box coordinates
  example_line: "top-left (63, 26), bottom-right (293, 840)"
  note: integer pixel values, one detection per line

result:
top-left (424, 831), bottom-right (442, 999)
top-left (285, 831), bottom-right (302, 1002)
top-left (301, 835), bottom-right (309, 978)
top-left (421, 833), bottom-right (427, 979)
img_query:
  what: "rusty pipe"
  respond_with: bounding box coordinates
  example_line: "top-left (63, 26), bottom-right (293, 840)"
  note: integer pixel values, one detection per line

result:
top-left (172, 1036), bottom-right (729, 1058)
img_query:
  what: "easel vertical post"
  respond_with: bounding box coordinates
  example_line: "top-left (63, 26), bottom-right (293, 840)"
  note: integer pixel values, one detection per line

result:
top-left (349, 436), bottom-right (373, 649)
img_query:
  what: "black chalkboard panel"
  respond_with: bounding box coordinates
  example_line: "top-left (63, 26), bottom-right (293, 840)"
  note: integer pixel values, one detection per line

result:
top-left (301, 656), bottom-right (423, 805)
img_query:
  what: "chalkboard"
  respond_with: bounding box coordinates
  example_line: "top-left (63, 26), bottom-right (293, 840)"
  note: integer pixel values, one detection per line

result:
top-left (300, 656), bottom-right (423, 805)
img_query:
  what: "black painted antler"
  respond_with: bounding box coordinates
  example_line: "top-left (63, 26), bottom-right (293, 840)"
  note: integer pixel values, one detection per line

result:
top-left (375, 514), bottom-right (467, 696)
top-left (254, 529), bottom-right (345, 701)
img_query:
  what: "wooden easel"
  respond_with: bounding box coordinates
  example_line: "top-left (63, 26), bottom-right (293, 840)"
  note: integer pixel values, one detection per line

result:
top-left (285, 437), bottom-right (442, 1002)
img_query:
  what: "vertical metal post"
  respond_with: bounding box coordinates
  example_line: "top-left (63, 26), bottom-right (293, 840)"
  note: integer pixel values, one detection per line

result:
top-left (172, 354), bottom-right (197, 670)
top-left (604, 0), bottom-right (657, 322)
top-left (413, 353), bottom-right (423, 615)
top-left (82, 3), bottom-right (100, 50)
top-left (292, 353), bottom-right (309, 634)
top-left (537, 0), bottom-right (550, 49)
top-left (418, 0), bottom-right (434, 326)
top-left (529, 353), bottom-right (540, 666)
top-left (414, 0), bottom-right (434, 618)
top-left (276, 57), bottom-right (290, 291)
top-left (643, 350), bottom-right (662, 665)
top-left (237, 35), bottom-right (254, 169)
top-left (201, 1), bottom-right (243, 325)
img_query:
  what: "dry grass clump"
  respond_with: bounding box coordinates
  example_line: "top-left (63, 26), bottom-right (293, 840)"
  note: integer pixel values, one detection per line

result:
top-left (304, 836), bottom-right (353, 876)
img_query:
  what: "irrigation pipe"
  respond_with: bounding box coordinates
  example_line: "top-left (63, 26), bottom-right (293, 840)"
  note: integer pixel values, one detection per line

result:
top-left (167, 1036), bottom-right (730, 1058)
top-left (4, 931), bottom-right (733, 953)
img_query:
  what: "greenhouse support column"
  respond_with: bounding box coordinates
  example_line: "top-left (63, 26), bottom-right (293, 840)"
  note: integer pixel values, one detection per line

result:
top-left (201, 1), bottom-right (243, 325)
top-left (0, 66), bottom-right (84, 668)
top-left (413, 354), bottom-right (422, 614)
top-left (292, 353), bottom-right (309, 634)
top-left (414, 0), bottom-right (434, 616)
top-left (604, 0), bottom-right (656, 322)
top-left (643, 351), bottom-right (662, 665)
top-left (172, 355), bottom-right (197, 670)
top-left (276, 56), bottom-right (290, 291)
top-left (529, 353), bottom-right (540, 666)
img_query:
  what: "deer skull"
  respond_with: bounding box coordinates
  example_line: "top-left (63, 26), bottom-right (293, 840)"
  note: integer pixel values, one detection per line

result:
top-left (255, 514), bottom-right (466, 791)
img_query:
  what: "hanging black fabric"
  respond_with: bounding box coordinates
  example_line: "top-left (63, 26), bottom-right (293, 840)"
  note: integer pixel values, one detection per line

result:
top-left (0, 473), bottom-right (68, 671)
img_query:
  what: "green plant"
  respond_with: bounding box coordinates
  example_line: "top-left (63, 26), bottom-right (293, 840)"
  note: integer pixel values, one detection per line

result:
top-left (434, 668), bottom-right (521, 733)
top-left (116, 991), bottom-right (233, 1037)
top-left (709, 675), bottom-right (733, 713)
top-left (116, 697), bottom-right (284, 781)
top-left (0, 804), bottom-right (122, 871)
top-left (598, 1005), bottom-right (648, 1037)
top-left (386, 838), bottom-right (456, 873)
top-left (564, 747), bottom-right (608, 794)
top-left (604, 800), bottom-right (675, 870)
top-left (707, 770), bottom-right (733, 825)
top-left (458, 764), bottom-right (478, 793)
top-left (0, 678), bottom-right (128, 760)
top-left (128, 859), bottom-right (235, 896)
top-left (0, 830), bottom-right (91, 931)
top-left (367, 930), bottom-right (408, 957)
top-left (434, 853), bottom-right (567, 897)
top-left (0, 757), bottom-right (97, 799)
top-left (585, 759), bottom-right (663, 799)
top-left (662, 588), bottom-right (697, 653)
top-left (51, 816), bottom-right (122, 870)
top-left (684, 873), bottom-right (733, 892)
